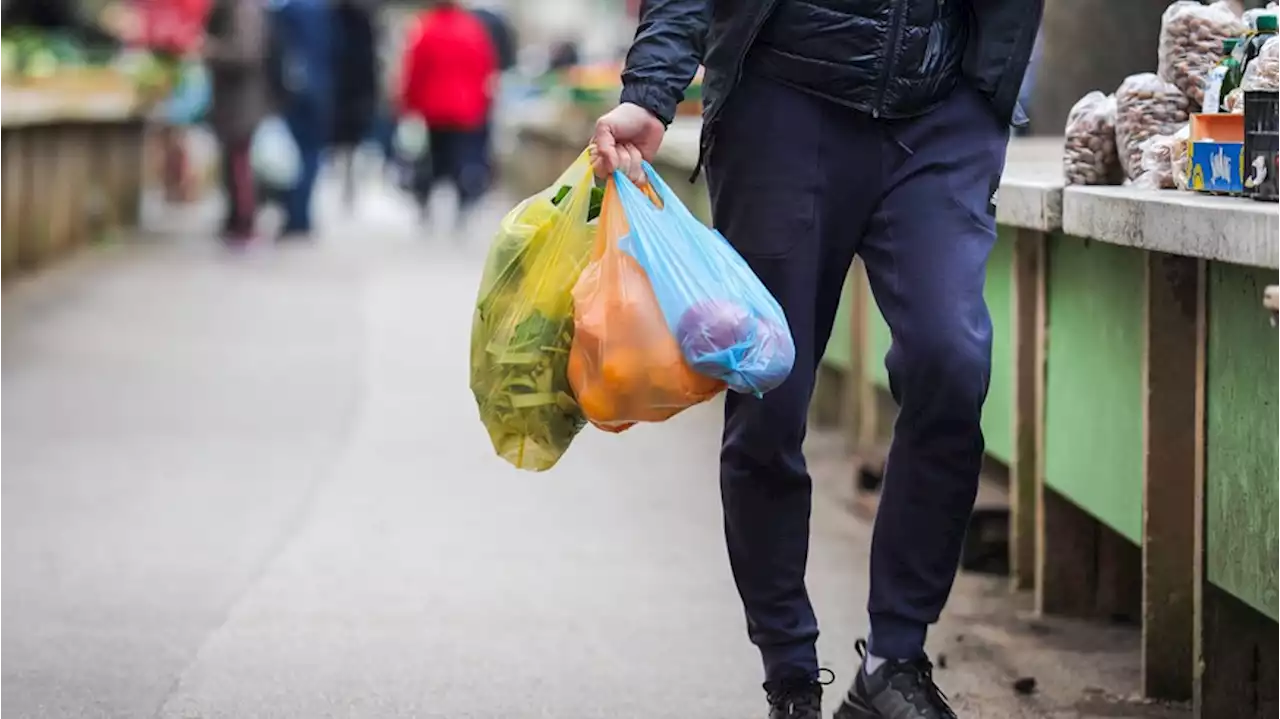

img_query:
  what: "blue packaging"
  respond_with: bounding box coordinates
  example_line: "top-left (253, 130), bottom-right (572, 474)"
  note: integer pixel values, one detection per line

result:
top-left (1189, 141), bottom-right (1245, 194)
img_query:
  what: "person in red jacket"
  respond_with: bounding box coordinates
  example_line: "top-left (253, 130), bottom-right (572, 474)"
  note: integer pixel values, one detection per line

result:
top-left (398, 0), bottom-right (497, 229)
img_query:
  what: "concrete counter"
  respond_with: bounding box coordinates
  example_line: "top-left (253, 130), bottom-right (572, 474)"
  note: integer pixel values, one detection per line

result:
top-left (1, 87), bottom-right (148, 128)
top-left (1064, 185), bottom-right (1279, 269)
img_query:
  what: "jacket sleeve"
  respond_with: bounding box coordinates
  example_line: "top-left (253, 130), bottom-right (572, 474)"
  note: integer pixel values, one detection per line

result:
top-left (619, 0), bottom-right (709, 126)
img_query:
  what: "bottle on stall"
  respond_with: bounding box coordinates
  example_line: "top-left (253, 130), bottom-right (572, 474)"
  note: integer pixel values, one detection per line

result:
top-left (1239, 13), bottom-right (1278, 85)
top-left (1204, 38), bottom-right (1242, 113)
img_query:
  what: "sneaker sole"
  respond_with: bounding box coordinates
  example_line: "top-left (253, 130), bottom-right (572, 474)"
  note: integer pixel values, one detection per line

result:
top-left (833, 695), bottom-right (879, 719)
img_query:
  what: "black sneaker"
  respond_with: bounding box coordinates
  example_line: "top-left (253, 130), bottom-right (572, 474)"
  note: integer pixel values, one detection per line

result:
top-left (834, 639), bottom-right (956, 719)
top-left (764, 672), bottom-right (832, 719)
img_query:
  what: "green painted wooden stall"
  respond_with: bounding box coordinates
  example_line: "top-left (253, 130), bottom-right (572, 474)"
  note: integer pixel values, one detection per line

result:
top-left (1043, 235), bottom-right (1145, 543)
top-left (1205, 262), bottom-right (1279, 622)
top-left (860, 227), bottom-right (1017, 465)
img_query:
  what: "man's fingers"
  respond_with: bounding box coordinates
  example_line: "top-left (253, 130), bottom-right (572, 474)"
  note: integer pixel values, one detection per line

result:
top-left (591, 125), bottom-right (619, 176)
top-left (624, 144), bottom-right (646, 186)
top-left (615, 141), bottom-right (633, 180)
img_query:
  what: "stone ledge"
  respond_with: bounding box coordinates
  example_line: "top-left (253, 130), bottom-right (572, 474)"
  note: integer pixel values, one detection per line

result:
top-left (1063, 185), bottom-right (1279, 269)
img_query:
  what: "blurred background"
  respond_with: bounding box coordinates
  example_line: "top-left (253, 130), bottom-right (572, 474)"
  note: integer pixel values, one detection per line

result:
top-left (2, 1), bottom-right (1277, 718)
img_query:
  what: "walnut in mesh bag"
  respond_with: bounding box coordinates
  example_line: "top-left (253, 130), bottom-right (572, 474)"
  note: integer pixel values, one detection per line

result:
top-left (1242, 35), bottom-right (1280, 92)
top-left (1158, 0), bottom-right (1247, 107)
top-left (1115, 73), bottom-right (1191, 181)
top-left (1063, 91), bottom-right (1123, 185)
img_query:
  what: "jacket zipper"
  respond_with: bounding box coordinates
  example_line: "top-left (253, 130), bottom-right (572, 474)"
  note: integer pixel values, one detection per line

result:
top-left (872, 0), bottom-right (911, 117)
top-left (692, 0), bottom-right (780, 180)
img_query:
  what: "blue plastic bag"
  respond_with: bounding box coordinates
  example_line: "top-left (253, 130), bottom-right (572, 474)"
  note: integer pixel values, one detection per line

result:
top-left (612, 163), bottom-right (796, 396)
top-left (250, 116), bottom-right (301, 190)
top-left (161, 61), bottom-right (211, 126)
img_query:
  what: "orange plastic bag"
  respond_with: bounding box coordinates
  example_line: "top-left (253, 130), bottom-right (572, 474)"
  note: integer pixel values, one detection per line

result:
top-left (568, 180), bottom-right (725, 433)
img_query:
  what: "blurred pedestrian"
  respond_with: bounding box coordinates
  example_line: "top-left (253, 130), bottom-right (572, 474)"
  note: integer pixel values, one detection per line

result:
top-left (266, 0), bottom-right (333, 239)
top-left (591, 0), bottom-right (1042, 717)
top-left (398, 0), bottom-right (497, 231)
top-left (205, 0), bottom-right (270, 244)
top-left (330, 0), bottom-right (381, 209)
top-left (547, 39), bottom-right (580, 73)
top-left (470, 2), bottom-right (517, 182)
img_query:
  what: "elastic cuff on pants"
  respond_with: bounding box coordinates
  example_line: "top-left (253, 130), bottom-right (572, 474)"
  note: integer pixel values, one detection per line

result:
top-left (760, 642), bottom-right (819, 683)
top-left (868, 614), bottom-right (928, 660)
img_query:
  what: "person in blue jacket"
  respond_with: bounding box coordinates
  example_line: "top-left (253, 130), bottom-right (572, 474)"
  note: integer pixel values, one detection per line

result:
top-left (591, 1), bottom-right (1042, 718)
top-left (266, 0), bottom-right (332, 239)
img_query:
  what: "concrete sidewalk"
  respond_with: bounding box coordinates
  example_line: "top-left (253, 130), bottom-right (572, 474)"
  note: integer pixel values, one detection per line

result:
top-left (2, 177), bottom-right (1184, 719)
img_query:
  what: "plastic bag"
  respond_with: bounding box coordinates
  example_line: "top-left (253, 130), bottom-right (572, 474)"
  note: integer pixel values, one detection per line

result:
top-left (1133, 125), bottom-right (1189, 190)
top-left (1224, 86), bottom-right (1246, 112)
top-left (1242, 3), bottom-right (1279, 29)
top-left (1063, 91), bottom-right (1123, 185)
top-left (609, 164), bottom-right (796, 396)
top-left (568, 180), bottom-right (725, 432)
top-left (250, 116), bottom-right (300, 190)
top-left (160, 61), bottom-right (210, 126)
top-left (1242, 35), bottom-right (1280, 91)
top-left (1158, 0), bottom-right (1246, 107)
top-left (394, 115), bottom-right (429, 161)
top-left (1172, 125), bottom-right (1193, 191)
top-left (470, 151), bottom-right (598, 471)
top-left (1115, 73), bottom-right (1191, 180)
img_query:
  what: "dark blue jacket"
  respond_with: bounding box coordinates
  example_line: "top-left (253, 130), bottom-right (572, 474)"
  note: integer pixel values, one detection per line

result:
top-left (752, 0), bottom-right (968, 121)
top-left (620, 0), bottom-right (1042, 168)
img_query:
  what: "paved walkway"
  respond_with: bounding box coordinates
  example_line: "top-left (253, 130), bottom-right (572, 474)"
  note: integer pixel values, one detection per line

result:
top-left (3, 176), bottom-right (1177, 719)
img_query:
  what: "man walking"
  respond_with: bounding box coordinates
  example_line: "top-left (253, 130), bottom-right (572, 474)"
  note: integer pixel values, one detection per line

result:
top-left (590, 1), bottom-right (1041, 718)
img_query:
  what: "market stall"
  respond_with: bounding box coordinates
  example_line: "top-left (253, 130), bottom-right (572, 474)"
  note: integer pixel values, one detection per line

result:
top-left (1, 0), bottom-right (197, 278)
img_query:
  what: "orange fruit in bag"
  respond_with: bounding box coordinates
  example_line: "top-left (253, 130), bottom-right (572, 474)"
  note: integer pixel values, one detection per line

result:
top-left (568, 181), bottom-right (723, 432)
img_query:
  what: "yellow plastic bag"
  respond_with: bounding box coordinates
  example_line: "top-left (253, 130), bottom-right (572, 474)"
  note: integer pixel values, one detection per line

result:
top-left (568, 179), bottom-right (724, 433)
top-left (470, 151), bottom-right (598, 471)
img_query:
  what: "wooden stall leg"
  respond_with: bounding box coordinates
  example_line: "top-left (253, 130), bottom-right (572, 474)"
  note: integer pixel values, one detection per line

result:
top-left (856, 261), bottom-right (881, 458)
top-left (1141, 253), bottom-right (1202, 701)
top-left (1010, 228), bottom-right (1045, 590)
top-left (845, 258), bottom-right (868, 453)
top-left (3, 130), bottom-right (20, 278)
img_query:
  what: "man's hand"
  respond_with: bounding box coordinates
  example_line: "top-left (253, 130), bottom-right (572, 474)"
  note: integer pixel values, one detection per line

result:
top-left (590, 102), bottom-right (665, 185)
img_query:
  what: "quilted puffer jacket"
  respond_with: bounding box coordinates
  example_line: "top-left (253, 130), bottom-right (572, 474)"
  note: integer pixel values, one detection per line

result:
top-left (751, 0), bottom-right (968, 119)
top-left (619, 0), bottom-right (1042, 172)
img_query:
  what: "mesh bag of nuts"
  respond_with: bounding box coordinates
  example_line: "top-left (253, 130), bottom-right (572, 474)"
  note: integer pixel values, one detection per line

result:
top-left (1115, 73), bottom-right (1192, 180)
top-left (1063, 91), bottom-right (1123, 185)
top-left (1134, 125), bottom-right (1190, 190)
top-left (1242, 35), bottom-right (1280, 92)
top-left (1157, 0), bottom-right (1247, 108)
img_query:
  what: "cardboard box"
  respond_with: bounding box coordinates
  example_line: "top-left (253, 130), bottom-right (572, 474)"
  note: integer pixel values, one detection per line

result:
top-left (1189, 141), bottom-right (1245, 195)
top-left (1190, 112), bottom-right (1245, 142)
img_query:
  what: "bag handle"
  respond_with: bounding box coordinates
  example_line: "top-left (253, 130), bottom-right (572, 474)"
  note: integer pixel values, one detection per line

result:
top-left (611, 162), bottom-right (691, 223)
